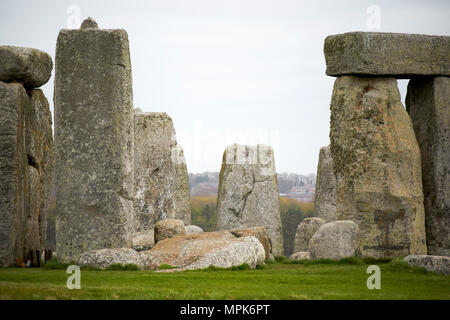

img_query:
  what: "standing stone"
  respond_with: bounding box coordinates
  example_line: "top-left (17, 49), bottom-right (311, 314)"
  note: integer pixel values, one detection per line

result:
top-left (23, 89), bottom-right (54, 254)
top-left (216, 144), bottom-right (283, 256)
top-left (0, 81), bottom-right (53, 266)
top-left (330, 76), bottom-right (427, 258)
top-left (172, 144), bottom-right (191, 224)
top-left (293, 217), bottom-right (325, 253)
top-left (406, 77), bottom-right (450, 256)
top-left (55, 18), bottom-right (134, 262)
top-left (324, 32), bottom-right (450, 77)
top-left (133, 110), bottom-right (191, 233)
top-left (313, 146), bottom-right (337, 222)
top-left (0, 82), bottom-right (29, 266)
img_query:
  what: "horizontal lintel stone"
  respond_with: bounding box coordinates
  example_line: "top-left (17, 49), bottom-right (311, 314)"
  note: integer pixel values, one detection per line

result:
top-left (324, 32), bottom-right (450, 78)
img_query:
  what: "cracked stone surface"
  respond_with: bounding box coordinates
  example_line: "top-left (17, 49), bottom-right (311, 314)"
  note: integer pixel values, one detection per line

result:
top-left (216, 144), bottom-right (283, 256)
top-left (133, 110), bottom-right (191, 232)
top-left (54, 19), bottom-right (134, 263)
top-left (330, 76), bottom-right (427, 258)
top-left (406, 76), bottom-right (450, 256)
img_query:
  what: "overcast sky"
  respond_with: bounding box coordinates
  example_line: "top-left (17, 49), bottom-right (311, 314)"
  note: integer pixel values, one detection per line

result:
top-left (1, 0), bottom-right (449, 174)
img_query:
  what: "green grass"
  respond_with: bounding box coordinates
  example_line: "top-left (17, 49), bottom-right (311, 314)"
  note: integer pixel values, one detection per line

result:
top-left (0, 259), bottom-right (448, 300)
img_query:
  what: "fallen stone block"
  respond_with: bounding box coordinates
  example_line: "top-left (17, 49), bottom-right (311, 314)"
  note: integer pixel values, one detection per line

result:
top-left (308, 220), bottom-right (359, 260)
top-left (289, 251), bottom-right (310, 260)
top-left (139, 231), bottom-right (265, 270)
top-left (293, 217), bottom-right (325, 253)
top-left (185, 225), bottom-right (204, 235)
top-left (131, 231), bottom-right (155, 251)
top-left (78, 248), bottom-right (143, 270)
top-left (230, 226), bottom-right (271, 260)
top-left (404, 255), bottom-right (450, 276)
top-left (154, 219), bottom-right (185, 243)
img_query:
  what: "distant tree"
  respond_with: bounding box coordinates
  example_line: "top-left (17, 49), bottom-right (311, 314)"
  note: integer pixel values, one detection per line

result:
top-left (279, 197), bottom-right (315, 256)
top-left (191, 195), bottom-right (217, 232)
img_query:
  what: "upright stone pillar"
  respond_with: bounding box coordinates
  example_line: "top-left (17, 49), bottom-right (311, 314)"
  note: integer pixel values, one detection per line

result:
top-left (216, 144), bottom-right (283, 256)
top-left (329, 76), bottom-right (427, 258)
top-left (133, 110), bottom-right (191, 233)
top-left (323, 31), bottom-right (450, 258)
top-left (24, 89), bottom-right (54, 255)
top-left (406, 77), bottom-right (450, 256)
top-left (0, 46), bottom-right (53, 266)
top-left (0, 82), bottom-right (30, 266)
top-left (313, 146), bottom-right (337, 222)
top-left (55, 18), bottom-right (134, 262)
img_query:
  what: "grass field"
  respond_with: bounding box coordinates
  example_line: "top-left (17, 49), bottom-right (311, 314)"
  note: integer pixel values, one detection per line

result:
top-left (0, 258), bottom-right (448, 300)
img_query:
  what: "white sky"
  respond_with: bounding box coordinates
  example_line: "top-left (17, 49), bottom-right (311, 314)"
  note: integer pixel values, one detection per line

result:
top-left (1, 0), bottom-right (449, 174)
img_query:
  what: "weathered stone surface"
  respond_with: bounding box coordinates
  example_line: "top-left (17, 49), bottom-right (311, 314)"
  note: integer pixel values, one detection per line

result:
top-left (324, 32), bottom-right (450, 78)
top-left (154, 219), bottom-right (185, 243)
top-left (289, 251), bottom-right (310, 260)
top-left (216, 144), bottom-right (283, 256)
top-left (185, 236), bottom-right (265, 270)
top-left (293, 217), bottom-right (326, 253)
top-left (406, 77), bottom-right (450, 256)
top-left (55, 21), bottom-right (134, 262)
top-left (23, 89), bottom-right (54, 254)
top-left (131, 231), bottom-right (155, 251)
top-left (78, 248), bottom-right (143, 270)
top-left (330, 76), bottom-right (427, 258)
top-left (404, 255), bottom-right (450, 276)
top-left (308, 220), bottom-right (359, 260)
top-left (0, 46), bottom-right (53, 88)
top-left (139, 231), bottom-right (265, 270)
top-left (314, 146), bottom-right (337, 222)
top-left (185, 225), bottom-right (204, 235)
top-left (80, 17), bottom-right (99, 30)
top-left (133, 110), bottom-right (191, 233)
top-left (230, 226), bottom-right (271, 260)
top-left (0, 82), bottom-right (54, 266)
top-left (0, 82), bottom-right (29, 266)
top-left (172, 144), bottom-right (191, 224)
